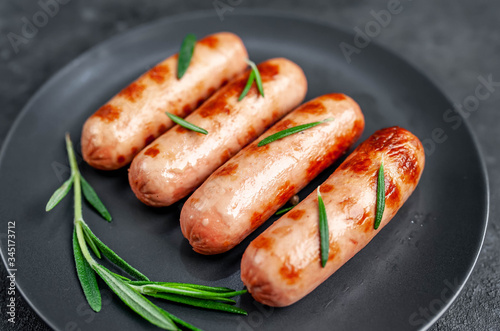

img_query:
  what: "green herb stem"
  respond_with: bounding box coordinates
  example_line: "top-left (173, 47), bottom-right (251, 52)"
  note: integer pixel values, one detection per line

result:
top-left (134, 284), bottom-right (239, 302)
top-left (73, 174), bottom-right (84, 224)
top-left (48, 134), bottom-right (247, 330)
top-left (258, 118), bottom-right (334, 147)
top-left (127, 281), bottom-right (237, 294)
top-left (166, 112), bottom-right (208, 135)
top-left (238, 70), bottom-right (255, 101)
top-left (72, 228), bottom-right (101, 312)
top-left (67, 136), bottom-right (95, 267)
top-left (65, 133), bottom-right (78, 176)
top-left (275, 206), bottom-right (295, 216)
top-left (75, 221), bottom-right (96, 267)
top-left (94, 265), bottom-right (178, 330)
top-left (238, 59), bottom-right (264, 101)
top-left (82, 224), bottom-right (102, 259)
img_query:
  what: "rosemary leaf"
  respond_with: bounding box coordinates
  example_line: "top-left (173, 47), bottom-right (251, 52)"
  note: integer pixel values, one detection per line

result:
top-left (80, 221), bottom-right (149, 281)
top-left (238, 70), bottom-right (255, 101)
top-left (317, 187), bottom-right (329, 268)
top-left (258, 118), bottom-right (334, 147)
top-left (166, 112), bottom-right (208, 135)
top-left (247, 59), bottom-right (264, 97)
top-left (45, 175), bottom-right (74, 211)
top-left (108, 270), bottom-right (132, 282)
top-left (81, 176), bottom-right (111, 222)
top-left (167, 283), bottom-right (235, 293)
top-left (94, 265), bottom-right (178, 330)
top-left (73, 228), bottom-right (101, 312)
top-left (275, 206), bottom-right (294, 216)
top-left (82, 223), bottom-right (101, 259)
top-left (374, 162), bottom-right (385, 230)
top-left (162, 285), bottom-right (246, 298)
top-left (138, 284), bottom-right (238, 303)
top-left (177, 34), bottom-right (196, 79)
top-left (128, 281), bottom-right (236, 293)
top-left (148, 292), bottom-right (248, 316)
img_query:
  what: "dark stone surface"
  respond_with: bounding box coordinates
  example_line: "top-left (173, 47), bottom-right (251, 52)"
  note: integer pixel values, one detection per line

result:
top-left (0, 0), bottom-right (498, 330)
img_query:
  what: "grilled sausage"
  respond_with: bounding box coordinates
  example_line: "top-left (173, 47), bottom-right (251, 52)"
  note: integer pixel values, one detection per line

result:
top-left (81, 32), bottom-right (248, 170)
top-left (241, 127), bottom-right (425, 307)
top-left (129, 58), bottom-right (307, 207)
top-left (180, 93), bottom-right (365, 255)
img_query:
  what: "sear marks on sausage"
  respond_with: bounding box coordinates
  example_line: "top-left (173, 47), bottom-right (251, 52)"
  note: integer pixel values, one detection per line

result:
top-left (129, 58), bottom-right (308, 207)
top-left (180, 93), bottom-right (365, 255)
top-left (240, 126), bottom-right (425, 307)
top-left (81, 32), bottom-right (249, 170)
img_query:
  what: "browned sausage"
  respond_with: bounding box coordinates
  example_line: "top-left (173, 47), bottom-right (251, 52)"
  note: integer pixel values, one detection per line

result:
top-left (81, 32), bottom-right (248, 170)
top-left (128, 58), bottom-right (307, 207)
top-left (180, 93), bottom-right (365, 255)
top-left (241, 127), bottom-right (425, 307)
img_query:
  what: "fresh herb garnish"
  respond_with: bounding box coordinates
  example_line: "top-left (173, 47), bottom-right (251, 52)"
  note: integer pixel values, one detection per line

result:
top-left (166, 112), bottom-right (208, 135)
top-left (72, 228), bottom-right (101, 311)
top-left (317, 187), bottom-right (329, 268)
top-left (46, 134), bottom-right (246, 330)
top-left (275, 206), bottom-right (294, 216)
top-left (246, 59), bottom-right (264, 97)
top-left (374, 161), bottom-right (385, 230)
top-left (177, 33), bottom-right (196, 79)
top-left (80, 176), bottom-right (111, 221)
top-left (238, 59), bottom-right (264, 101)
top-left (94, 264), bottom-right (179, 330)
top-left (46, 176), bottom-right (73, 211)
top-left (238, 70), bottom-right (255, 101)
top-left (275, 195), bottom-right (300, 215)
top-left (258, 118), bottom-right (334, 147)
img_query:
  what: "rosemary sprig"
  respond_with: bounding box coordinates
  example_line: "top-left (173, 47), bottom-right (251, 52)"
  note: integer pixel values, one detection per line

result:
top-left (374, 161), bottom-right (385, 230)
top-left (317, 187), bottom-right (329, 268)
top-left (275, 195), bottom-right (299, 216)
top-left (72, 228), bottom-right (101, 311)
top-left (79, 221), bottom-right (148, 281)
top-left (238, 70), bottom-right (255, 101)
top-left (128, 281), bottom-right (248, 315)
top-left (166, 112), bottom-right (208, 135)
top-left (129, 282), bottom-right (246, 301)
top-left (258, 118), bottom-right (334, 147)
top-left (46, 134), bottom-right (247, 330)
top-left (46, 176), bottom-right (73, 211)
top-left (275, 206), bottom-right (294, 216)
top-left (238, 59), bottom-right (264, 101)
top-left (94, 264), bottom-right (179, 330)
top-left (177, 33), bottom-right (196, 79)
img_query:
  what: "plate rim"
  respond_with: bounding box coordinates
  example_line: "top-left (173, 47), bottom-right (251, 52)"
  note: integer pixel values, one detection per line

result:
top-left (0, 8), bottom-right (490, 331)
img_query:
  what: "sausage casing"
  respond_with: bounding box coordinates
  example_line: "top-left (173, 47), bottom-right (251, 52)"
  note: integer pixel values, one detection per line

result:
top-left (81, 32), bottom-right (248, 170)
top-left (180, 94), bottom-right (365, 254)
top-left (241, 127), bottom-right (425, 307)
top-left (129, 58), bottom-right (307, 207)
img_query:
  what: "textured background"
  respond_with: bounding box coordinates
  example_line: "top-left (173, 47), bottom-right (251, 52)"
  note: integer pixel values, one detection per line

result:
top-left (0, 0), bottom-right (498, 330)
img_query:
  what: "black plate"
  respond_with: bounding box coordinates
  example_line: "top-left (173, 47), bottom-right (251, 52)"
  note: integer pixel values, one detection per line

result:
top-left (0, 10), bottom-right (488, 331)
